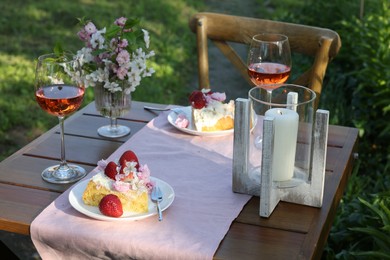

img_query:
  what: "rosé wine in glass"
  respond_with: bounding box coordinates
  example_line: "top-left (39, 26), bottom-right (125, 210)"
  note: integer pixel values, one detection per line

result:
top-left (248, 62), bottom-right (291, 87)
top-left (34, 53), bottom-right (86, 184)
top-left (247, 33), bottom-right (291, 91)
top-left (35, 85), bottom-right (84, 117)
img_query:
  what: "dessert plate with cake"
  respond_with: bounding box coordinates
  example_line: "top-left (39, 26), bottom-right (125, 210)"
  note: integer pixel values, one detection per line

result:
top-left (168, 89), bottom-right (235, 136)
top-left (69, 150), bottom-right (175, 221)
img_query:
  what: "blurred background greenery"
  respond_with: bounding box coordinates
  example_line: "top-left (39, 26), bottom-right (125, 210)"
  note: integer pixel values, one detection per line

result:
top-left (0, 0), bottom-right (389, 259)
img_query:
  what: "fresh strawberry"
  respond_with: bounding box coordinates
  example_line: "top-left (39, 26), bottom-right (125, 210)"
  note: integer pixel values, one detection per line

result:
top-left (119, 150), bottom-right (140, 170)
top-left (99, 194), bottom-right (123, 217)
top-left (189, 91), bottom-right (206, 109)
top-left (104, 161), bottom-right (118, 180)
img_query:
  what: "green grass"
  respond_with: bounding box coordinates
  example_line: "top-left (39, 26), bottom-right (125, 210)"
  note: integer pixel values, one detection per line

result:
top-left (0, 0), bottom-right (204, 160)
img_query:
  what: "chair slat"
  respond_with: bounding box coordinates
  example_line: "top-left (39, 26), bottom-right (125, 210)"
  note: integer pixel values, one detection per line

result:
top-left (189, 12), bottom-right (342, 108)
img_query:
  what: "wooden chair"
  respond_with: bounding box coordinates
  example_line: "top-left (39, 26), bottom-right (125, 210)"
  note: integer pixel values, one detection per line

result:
top-left (188, 12), bottom-right (341, 108)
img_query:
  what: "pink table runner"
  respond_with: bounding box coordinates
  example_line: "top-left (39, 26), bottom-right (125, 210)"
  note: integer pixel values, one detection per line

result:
top-left (31, 111), bottom-right (251, 259)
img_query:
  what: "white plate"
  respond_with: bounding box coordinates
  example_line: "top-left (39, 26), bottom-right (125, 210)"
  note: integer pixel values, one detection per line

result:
top-left (167, 106), bottom-right (234, 137)
top-left (69, 177), bottom-right (175, 221)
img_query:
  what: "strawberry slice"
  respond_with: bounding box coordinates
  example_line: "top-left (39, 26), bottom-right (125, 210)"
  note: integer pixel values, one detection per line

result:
top-left (104, 161), bottom-right (118, 180)
top-left (119, 150), bottom-right (140, 170)
top-left (99, 194), bottom-right (123, 217)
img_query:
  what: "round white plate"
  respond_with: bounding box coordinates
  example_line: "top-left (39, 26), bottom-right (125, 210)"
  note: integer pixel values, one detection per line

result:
top-left (69, 177), bottom-right (175, 221)
top-left (167, 106), bottom-right (234, 137)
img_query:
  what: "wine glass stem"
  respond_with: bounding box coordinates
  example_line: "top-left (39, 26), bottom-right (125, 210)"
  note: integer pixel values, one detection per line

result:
top-left (110, 117), bottom-right (118, 130)
top-left (58, 116), bottom-right (68, 169)
top-left (267, 89), bottom-right (272, 109)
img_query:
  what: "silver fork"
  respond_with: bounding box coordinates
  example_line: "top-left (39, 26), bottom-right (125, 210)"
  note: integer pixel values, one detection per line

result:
top-left (143, 106), bottom-right (183, 114)
top-left (151, 186), bottom-right (163, 221)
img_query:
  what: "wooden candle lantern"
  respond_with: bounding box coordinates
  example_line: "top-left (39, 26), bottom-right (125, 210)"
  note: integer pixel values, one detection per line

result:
top-left (232, 85), bottom-right (329, 218)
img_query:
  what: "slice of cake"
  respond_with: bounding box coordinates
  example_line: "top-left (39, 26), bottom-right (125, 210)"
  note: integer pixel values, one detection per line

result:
top-left (189, 89), bottom-right (234, 132)
top-left (82, 150), bottom-right (154, 216)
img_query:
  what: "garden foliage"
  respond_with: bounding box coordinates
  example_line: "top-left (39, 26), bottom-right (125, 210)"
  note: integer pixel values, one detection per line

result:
top-left (0, 0), bottom-right (201, 160)
top-left (277, 0), bottom-right (390, 258)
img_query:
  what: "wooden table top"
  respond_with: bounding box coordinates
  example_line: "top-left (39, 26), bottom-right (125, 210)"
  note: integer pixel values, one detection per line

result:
top-left (0, 101), bottom-right (358, 260)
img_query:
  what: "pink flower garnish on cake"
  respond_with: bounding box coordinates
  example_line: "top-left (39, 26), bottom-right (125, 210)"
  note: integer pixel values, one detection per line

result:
top-left (113, 181), bottom-right (131, 193)
top-left (97, 150), bottom-right (155, 192)
top-left (209, 92), bottom-right (226, 102)
top-left (138, 164), bottom-right (150, 179)
top-left (145, 181), bottom-right (155, 193)
top-left (175, 113), bottom-right (189, 128)
top-left (97, 159), bottom-right (108, 171)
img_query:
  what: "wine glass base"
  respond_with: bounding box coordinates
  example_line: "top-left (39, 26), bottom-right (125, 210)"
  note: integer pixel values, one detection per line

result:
top-left (41, 164), bottom-right (86, 184)
top-left (97, 125), bottom-right (131, 138)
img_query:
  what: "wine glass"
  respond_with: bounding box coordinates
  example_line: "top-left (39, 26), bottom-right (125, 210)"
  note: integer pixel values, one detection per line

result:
top-left (35, 53), bottom-right (86, 184)
top-left (247, 33), bottom-right (292, 92)
top-left (94, 82), bottom-right (131, 138)
top-left (247, 33), bottom-right (291, 151)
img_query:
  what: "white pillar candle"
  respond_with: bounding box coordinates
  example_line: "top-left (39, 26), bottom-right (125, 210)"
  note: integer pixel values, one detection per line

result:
top-left (265, 108), bottom-right (299, 181)
top-left (287, 92), bottom-right (298, 112)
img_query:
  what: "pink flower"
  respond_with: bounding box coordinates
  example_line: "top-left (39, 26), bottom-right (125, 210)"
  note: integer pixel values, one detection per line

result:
top-left (116, 50), bottom-right (130, 65)
top-left (210, 92), bottom-right (226, 102)
top-left (84, 22), bottom-right (97, 35)
top-left (77, 22), bottom-right (97, 43)
top-left (115, 17), bottom-right (127, 27)
top-left (146, 181), bottom-right (155, 193)
top-left (118, 39), bottom-right (128, 49)
top-left (77, 29), bottom-right (90, 42)
top-left (116, 66), bottom-right (128, 80)
top-left (97, 159), bottom-right (108, 170)
top-left (138, 164), bottom-right (151, 181)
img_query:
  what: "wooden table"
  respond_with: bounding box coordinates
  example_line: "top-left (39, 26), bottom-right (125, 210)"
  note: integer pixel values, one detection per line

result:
top-left (0, 101), bottom-right (358, 259)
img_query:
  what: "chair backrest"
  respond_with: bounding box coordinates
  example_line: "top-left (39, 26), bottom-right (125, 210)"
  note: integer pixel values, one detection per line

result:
top-left (188, 12), bottom-right (341, 108)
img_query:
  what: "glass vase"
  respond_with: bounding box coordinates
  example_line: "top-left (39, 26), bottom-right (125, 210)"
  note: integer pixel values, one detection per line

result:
top-left (94, 83), bottom-right (131, 138)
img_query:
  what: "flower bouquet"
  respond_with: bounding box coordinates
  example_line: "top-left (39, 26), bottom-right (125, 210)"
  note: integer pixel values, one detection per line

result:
top-left (61, 16), bottom-right (155, 138)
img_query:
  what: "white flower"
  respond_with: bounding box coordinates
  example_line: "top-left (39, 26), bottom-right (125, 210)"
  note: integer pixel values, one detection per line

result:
top-left (76, 47), bottom-right (94, 65)
top-left (143, 67), bottom-right (155, 77)
top-left (47, 76), bottom-right (64, 84)
top-left (87, 68), bottom-right (106, 83)
top-left (104, 81), bottom-right (121, 92)
top-left (146, 50), bottom-right (155, 59)
top-left (142, 29), bottom-right (150, 48)
top-left (90, 28), bottom-right (106, 49)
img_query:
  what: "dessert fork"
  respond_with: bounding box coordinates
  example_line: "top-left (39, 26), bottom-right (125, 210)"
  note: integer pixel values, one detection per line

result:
top-left (143, 106), bottom-right (183, 114)
top-left (151, 186), bottom-right (163, 221)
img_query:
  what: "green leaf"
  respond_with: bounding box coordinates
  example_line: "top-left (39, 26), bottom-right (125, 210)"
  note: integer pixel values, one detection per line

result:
top-left (124, 17), bottom-right (140, 29)
top-left (351, 250), bottom-right (390, 259)
top-left (53, 42), bottom-right (64, 57)
top-left (358, 197), bottom-right (389, 226)
top-left (76, 16), bottom-right (89, 26)
top-left (105, 25), bottom-right (121, 39)
top-left (350, 227), bottom-right (390, 248)
top-left (91, 49), bottom-right (108, 57)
